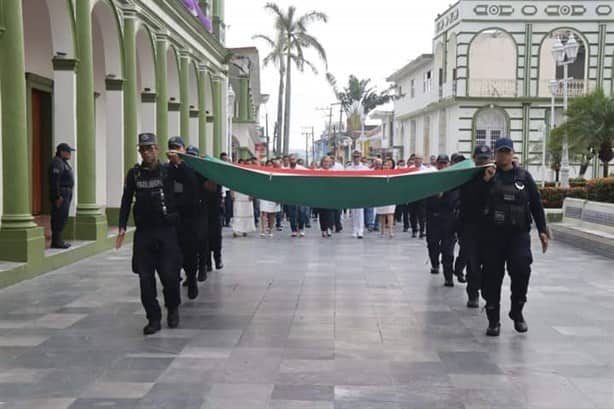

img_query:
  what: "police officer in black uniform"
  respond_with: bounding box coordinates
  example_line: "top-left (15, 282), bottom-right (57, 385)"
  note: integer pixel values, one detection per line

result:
top-left (48, 143), bottom-right (75, 249)
top-left (480, 138), bottom-right (549, 336)
top-left (116, 133), bottom-right (185, 335)
top-left (167, 137), bottom-right (201, 300)
top-left (458, 145), bottom-right (492, 308)
top-left (425, 154), bottom-right (460, 287)
top-left (185, 145), bottom-right (210, 283)
top-left (205, 176), bottom-right (224, 272)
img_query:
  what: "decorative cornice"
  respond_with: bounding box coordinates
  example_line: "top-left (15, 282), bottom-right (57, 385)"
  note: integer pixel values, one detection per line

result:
top-left (190, 109), bottom-right (200, 118)
top-left (168, 101), bottom-right (181, 111)
top-left (141, 92), bottom-right (157, 103)
top-left (105, 77), bottom-right (125, 91)
top-left (52, 57), bottom-right (79, 71)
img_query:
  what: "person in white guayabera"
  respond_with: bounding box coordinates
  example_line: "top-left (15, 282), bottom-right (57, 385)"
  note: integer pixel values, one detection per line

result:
top-left (259, 160), bottom-right (281, 237)
top-left (346, 150), bottom-right (369, 238)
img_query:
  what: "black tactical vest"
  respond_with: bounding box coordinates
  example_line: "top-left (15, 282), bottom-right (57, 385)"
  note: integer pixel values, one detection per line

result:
top-left (487, 167), bottom-right (531, 231)
top-left (132, 164), bottom-right (173, 227)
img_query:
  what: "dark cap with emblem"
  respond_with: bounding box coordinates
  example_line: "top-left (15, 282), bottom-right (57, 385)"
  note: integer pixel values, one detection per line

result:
top-left (168, 136), bottom-right (185, 149)
top-left (56, 142), bottom-right (75, 152)
top-left (436, 154), bottom-right (450, 163)
top-left (494, 138), bottom-right (514, 152)
top-left (138, 133), bottom-right (157, 146)
top-left (473, 144), bottom-right (492, 159)
top-left (452, 153), bottom-right (466, 164)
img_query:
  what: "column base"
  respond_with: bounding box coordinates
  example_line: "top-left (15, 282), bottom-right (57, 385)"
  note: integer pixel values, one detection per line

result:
top-left (74, 212), bottom-right (108, 241)
top-left (0, 226), bottom-right (45, 263)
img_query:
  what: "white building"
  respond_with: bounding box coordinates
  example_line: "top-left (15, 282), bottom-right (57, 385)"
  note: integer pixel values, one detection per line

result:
top-left (387, 0), bottom-right (614, 179)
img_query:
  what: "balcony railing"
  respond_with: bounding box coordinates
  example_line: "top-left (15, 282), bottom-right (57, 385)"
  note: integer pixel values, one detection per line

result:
top-left (469, 79), bottom-right (521, 98)
top-left (538, 79), bottom-right (596, 98)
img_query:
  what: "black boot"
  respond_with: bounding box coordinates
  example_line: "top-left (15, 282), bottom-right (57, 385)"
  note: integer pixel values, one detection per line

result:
top-left (167, 308), bottom-right (180, 329)
top-left (215, 258), bottom-right (223, 270)
top-left (485, 305), bottom-right (500, 336)
top-left (143, 320), bottom-right (161, 336)
top-left (198, 264), bottom-right (208, 282)
top-left (443, 265), bottom-right (454, 287)
top-left (187, 277), bottom-right (199, 300)
top-left (509, 302), bottom-right (528, 333)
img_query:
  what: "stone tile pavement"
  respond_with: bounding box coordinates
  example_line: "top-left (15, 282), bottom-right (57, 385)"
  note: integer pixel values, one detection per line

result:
top-left (0, 224), bottom-right (612, 409)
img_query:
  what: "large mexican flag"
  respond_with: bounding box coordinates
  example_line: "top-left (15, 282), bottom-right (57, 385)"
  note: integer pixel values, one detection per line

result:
top-left (182, 155), bottom-right (484, 208)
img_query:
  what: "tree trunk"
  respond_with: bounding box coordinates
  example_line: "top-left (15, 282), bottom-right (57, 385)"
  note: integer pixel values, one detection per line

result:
top-left (275, 67), bottom-right (284, 155)
top-left (603, 162), bottom-right (609, 178)
top-left (282, 50), bottom-right (292, 155)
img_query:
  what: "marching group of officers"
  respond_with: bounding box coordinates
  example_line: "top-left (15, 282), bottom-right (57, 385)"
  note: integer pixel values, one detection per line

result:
top-left (426, 138), bottom-right (549, 336)
top-left (94, 131), bottom-right (549, 338)
top-left (116, 133), bottom-right (223, 335)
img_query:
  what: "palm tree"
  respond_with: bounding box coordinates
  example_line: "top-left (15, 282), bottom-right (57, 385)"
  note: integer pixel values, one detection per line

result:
top-left (252, 32), bottom-right (286, 155)
top-left (327, 74), bottom-right (392, 149)
top-left (550, 88), bottom-right (614, 177)
top-left (263, 3), bottom-right (328, 154)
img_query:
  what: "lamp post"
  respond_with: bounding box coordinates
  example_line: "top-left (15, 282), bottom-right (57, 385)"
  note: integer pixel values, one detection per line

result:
top-left (551, 33), bottom-right (579, 188)
top-left (545, 79), bottom-right (559, 186)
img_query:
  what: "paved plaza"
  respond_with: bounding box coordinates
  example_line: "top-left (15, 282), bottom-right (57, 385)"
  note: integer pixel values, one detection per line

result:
top-left (0, 225), bottom-right (612, 409)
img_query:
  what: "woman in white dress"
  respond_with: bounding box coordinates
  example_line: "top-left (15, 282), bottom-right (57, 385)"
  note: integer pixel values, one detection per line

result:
top-left (375, 158), bottom-right (397, 238)
top-left (259, 160), bottom-right (280, 237)
top-left (232, 160), bottom-right (256, 237)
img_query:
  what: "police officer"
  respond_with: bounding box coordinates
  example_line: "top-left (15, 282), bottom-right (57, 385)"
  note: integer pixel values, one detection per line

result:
top-left (480, 138), bottom-right (549, 336)
top-left (458, 145), bottom-right (492, 308)
top-left (204, 174), bottom-right (224, 272)
top-left (48, 143), bottom-right (75, 249)
top-left (116, 133), bottom-right (184, 335)
top-left (167, 137), bottom-right (201, 300)
top-left (185, 145), bottom-right (210, 282)
top-left (450, 153), bottom-right (468, 284)
top-left (425, 154), bottom-right (459, 287)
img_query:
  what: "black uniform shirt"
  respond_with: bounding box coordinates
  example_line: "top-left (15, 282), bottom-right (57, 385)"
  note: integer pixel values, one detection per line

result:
top-left (460, 173), bottom-right (487, 225)
top-left (426, 189), bottom-right (460, 216)
top-left (48, 156), bottom-right (74, 201)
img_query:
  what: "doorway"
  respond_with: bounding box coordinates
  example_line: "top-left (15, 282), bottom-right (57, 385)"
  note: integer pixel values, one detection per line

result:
top-left (30, 87), bottom-right (53, 216)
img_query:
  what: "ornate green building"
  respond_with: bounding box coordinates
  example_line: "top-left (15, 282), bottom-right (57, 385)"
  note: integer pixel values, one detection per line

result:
top-left (0, 0), bottom-right (259, 286)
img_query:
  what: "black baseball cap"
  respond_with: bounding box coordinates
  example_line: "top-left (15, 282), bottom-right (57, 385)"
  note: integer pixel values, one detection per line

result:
top-left (56, 143), bottom-right (75, 152)
top-left (168, 136), bottom-right (185, 149)
top-left (473, 144), bottom-right (492, 159)
top-left (138, 133), bottom-right (157, 146)
top-left (452, 154), bottom-right (466, 164)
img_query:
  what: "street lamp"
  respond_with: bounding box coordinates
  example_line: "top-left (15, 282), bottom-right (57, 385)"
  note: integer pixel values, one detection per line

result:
top-left (544, 79), bottom-right (559, 186)
top-left (551, 33), bottom-right (579, 188)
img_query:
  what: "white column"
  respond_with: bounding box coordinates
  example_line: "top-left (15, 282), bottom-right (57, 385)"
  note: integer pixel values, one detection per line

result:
top-left (105, 80), bottom-right (125, 208)
top-left (140, 92), bottom-right (157, 134)
top-left (52, 61), bottom-right (78, 216)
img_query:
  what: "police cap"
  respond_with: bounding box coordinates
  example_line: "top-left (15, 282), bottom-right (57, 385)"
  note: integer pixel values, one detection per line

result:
top-left (436, 154), bottom-right (450, 163)
top-left (494, 138), bottom-right (514, 152)
top-left (473, 144), bottom-right (492, 159)
top-left (168, 136), bottom-right (186, 149)
top-left (138, 133), bottom-right (157, 146)
top-left (56, 142), bottom-right (75, 152)
top-left (452, 154), bottom-right (466, 164)
top-left (186, 145), bottom-right (200, 156)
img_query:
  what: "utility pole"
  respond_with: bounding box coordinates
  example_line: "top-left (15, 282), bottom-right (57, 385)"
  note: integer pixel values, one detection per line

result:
top-left (311, 126), bottom-right (315, 163)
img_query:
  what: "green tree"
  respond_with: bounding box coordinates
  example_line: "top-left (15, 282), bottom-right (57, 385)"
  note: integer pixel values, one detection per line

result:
top-left (550, 89), bottom-right (614, 177)
top-left (326, 74), bottom-right (392, 147)
top-left (252, 32), bottom-right (286, 155)
top-left (262, 3), bottom-right (328, 154)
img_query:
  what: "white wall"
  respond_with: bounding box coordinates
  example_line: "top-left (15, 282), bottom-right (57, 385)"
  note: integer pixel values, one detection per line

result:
top-left (22, 0), bottom-right (54, 78)
top-left (93, 16), bottom-right (108, 208)
top-left (469, 31), bottom-right (517, 80)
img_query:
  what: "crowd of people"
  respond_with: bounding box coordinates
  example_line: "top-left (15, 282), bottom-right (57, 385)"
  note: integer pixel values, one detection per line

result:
top-left (116, 132), bottom-right (549, 339)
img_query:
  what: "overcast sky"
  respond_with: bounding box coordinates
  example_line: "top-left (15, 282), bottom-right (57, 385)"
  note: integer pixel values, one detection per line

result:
top-left (226, 0), bottom-right (453, 151)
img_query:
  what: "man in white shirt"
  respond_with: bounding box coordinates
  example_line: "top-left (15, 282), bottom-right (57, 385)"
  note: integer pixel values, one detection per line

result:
top-left (346, 150), bottom-right (369, 238)
top-left (328, 152), bottom-right (345, 232)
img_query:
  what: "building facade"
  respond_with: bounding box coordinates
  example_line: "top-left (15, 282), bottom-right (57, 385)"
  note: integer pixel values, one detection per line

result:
top-left (0, 0), bottom-right (260, 283)
top-left (388, 0), bottom-right (614, 179)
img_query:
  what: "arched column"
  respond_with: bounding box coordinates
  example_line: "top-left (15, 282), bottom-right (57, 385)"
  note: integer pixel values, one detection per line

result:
top-left (0, 0), bottom-right (45, 262)
top-left (155, 34), bottom-right (169, 153)
top-left (123, 10), bottom-right (138, 169)
top-left (198, 65), bottom-right (209, 153)
top-left (179, 52), bottom-right (191, 141)
top-left (136, 26), bottom-right (156, 136)
top-left (212, 72), bottom-right (225, 157)
top-left (74, 0), bottom-right (107, 240)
